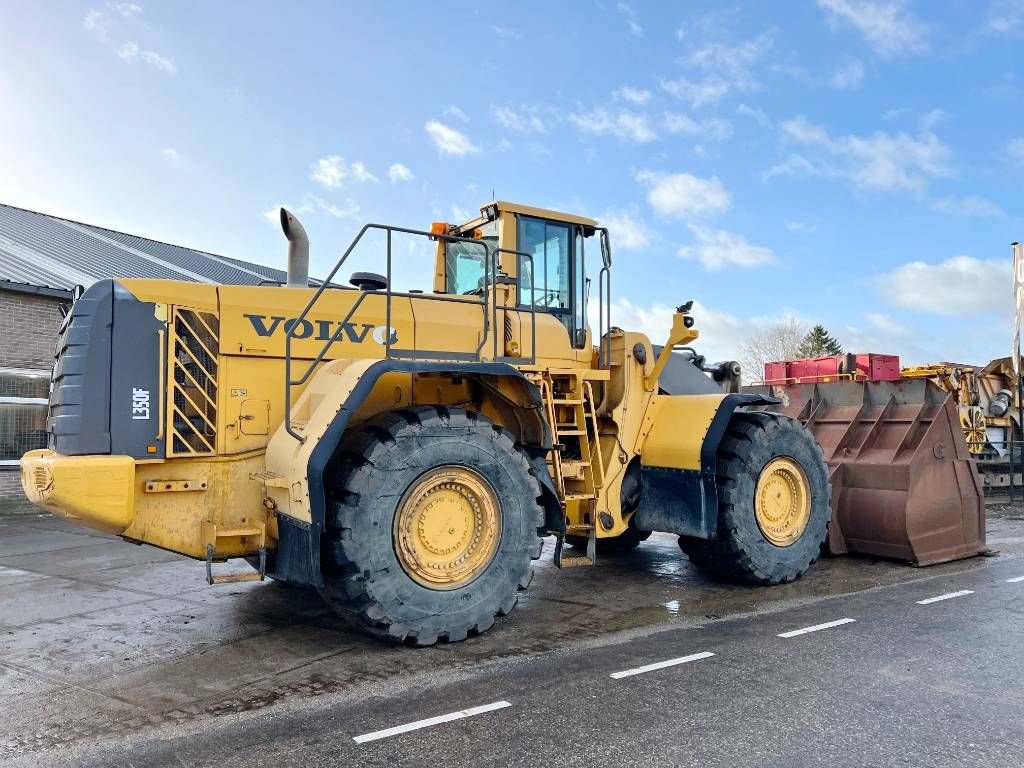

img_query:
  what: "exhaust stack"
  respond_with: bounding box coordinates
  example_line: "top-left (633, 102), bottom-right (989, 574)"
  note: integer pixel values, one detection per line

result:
top-left (280, 207), bottom-right (309, 288)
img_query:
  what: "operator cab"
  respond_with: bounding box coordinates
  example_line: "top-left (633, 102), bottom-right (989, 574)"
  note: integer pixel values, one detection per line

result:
top-left (433, 201), bottom-right (603, 350)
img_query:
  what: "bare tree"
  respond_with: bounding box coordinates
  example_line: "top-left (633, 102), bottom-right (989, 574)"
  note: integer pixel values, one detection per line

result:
top-left (738, 318), bottom-right (806, 384)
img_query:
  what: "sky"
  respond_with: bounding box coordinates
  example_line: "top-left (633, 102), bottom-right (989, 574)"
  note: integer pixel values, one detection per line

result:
top-left (1, 0), bottom-right (1022, 368)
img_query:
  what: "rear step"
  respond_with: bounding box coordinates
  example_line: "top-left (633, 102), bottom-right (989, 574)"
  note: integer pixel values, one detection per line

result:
top-left (201, 521), bottom-right (267, 584)
top-left (553, 524), bottom-right (595, 568)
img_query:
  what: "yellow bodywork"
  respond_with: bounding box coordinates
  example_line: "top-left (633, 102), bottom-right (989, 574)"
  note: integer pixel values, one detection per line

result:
top-left (20, 199), bottom-right (734, 571)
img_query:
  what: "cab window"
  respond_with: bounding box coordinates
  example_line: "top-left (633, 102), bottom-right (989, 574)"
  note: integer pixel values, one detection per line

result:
top-left (517, 217), bottom-right (570, 312)
top-left (445, 221), bottom-right (496, 295)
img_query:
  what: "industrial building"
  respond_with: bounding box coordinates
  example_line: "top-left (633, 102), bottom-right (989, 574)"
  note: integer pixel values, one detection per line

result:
top-left (0, 203), bottom-right (284, 508)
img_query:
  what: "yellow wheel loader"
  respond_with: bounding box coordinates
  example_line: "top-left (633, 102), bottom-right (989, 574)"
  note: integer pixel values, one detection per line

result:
top-left (22, 201), bottom-right (833, 645)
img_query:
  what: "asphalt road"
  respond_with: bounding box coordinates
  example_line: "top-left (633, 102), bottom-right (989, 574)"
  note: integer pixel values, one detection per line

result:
top-left (24, 554), bottom-right (1024, 768)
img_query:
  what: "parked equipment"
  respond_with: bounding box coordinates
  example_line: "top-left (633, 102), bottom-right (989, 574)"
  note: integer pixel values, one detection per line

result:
top-left (19, 201), bottom-right (977, 645)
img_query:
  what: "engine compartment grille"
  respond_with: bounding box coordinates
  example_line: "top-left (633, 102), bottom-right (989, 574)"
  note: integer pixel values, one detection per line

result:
top-left (170, 307), bottom-right (219, 455)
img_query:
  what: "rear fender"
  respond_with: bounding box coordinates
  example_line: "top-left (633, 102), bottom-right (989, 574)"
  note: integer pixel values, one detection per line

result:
top-left (634, 393), bottom-right (778, 539)
top-left (272, 360), bottom-right (559, 586)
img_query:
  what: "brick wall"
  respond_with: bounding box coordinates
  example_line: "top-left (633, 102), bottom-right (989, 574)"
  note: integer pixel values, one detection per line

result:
top-left (0, 288), bottom-right (63, 513)
top-left (0, 289), bottom-right (65, 370)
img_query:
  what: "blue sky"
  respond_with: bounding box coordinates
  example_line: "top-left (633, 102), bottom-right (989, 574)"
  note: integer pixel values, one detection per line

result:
top-left (1, 0), bottom-right (1021, 367)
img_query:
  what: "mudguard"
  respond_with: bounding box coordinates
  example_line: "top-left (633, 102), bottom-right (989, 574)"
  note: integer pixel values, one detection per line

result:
top-left (634, 393), bottom-right (778, 539)
top-left (273, 360), bottom-right (559, 586)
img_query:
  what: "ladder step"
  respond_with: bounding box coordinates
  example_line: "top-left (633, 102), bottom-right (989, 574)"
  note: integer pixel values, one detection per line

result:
top-left (558, 555), bottom-right (594, 568)
top-left (214, 527), bottom-right (264, 539)
top-left (565, 523), bottom-right (594, 535)
top-left (553, 398), bottom-right (583, 405)
top-left (209, 571), bottom-right (264, 585)
top-left (563, 493), bottom-right (596, 501)
top-left (557, 430), bottom-right (587, 436)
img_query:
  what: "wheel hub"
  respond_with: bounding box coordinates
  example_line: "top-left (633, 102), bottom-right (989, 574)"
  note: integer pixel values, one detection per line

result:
top-left (754, 457), bottom-right (811, 547)
top-left (393, 466), bottom-right (501, 590)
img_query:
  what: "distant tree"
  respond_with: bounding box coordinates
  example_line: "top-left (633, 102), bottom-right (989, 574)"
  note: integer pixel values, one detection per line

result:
top-left (738, 317), bottom-right (806, 383)
top-left (796, 325), bottom-right (844, 358)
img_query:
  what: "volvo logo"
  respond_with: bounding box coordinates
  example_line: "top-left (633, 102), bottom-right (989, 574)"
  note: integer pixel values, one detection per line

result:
top-left (244, 315), bottom-right (399, 345)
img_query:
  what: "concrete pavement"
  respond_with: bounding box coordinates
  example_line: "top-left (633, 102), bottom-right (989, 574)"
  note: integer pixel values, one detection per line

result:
top-left (2, 506), bottom-right (1023, 765)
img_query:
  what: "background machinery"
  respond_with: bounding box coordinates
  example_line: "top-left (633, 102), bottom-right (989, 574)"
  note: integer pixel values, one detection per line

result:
top-left (19, 202), bottom-right (977, 645)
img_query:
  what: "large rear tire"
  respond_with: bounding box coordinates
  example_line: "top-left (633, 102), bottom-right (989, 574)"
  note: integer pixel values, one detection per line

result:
top-left (679, 411), bottom-right (830, 585)
top-left (319, 406), bottom-right (545, 645)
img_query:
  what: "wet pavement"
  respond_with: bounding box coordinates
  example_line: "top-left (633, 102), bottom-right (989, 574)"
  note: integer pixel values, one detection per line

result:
top-left (1, 506), bottom-right (1022, 763)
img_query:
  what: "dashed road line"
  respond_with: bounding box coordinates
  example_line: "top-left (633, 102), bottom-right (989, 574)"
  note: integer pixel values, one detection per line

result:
top-left (1006, 576), bottom-right (1024, 583)
top-left (777, 618), bottom-right (856, 638)
top-left (352, 701), bottom-right (512, 744)
top-left (609, 651), bottom-right (715, 679)
top-left (916, 589), bottom-right (974, 605)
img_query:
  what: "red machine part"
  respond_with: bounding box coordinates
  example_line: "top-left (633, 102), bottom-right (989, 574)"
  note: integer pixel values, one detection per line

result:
top-left (763, 353), bottom-right (900, 385)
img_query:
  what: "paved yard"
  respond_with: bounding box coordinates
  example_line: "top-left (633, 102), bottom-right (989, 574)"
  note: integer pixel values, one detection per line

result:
top-left (1, 504), bottom-right (1022, 764)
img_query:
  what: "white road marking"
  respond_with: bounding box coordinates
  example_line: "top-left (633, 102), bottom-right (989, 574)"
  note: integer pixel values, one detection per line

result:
top-left (1006, 576), bottom-right (1024, 583)
top-left (916, 590), bottom-right (974, 605)
top-left (777, 618), bottom-right (856, 638)
top-left (352, 701), bottom-right (512, 744)
top-left (609, 651), bottom-right (715, 679)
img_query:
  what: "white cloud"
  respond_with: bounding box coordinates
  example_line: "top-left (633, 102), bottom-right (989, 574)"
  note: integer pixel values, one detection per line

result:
top-left (114, 39), bottom-right (176, 74)
top-left (569, 108), bottom-right (656, 143)
top-left (920, 108), bottom-right (947, 131)
top-left (443, 105), bottom-right (470, 123)
top-left (661, 33), bottom-right (773, 109)
top-left (829, 59), bottom-right (865, 89)
top-left (616, 2), bottom-right (643, 37)
top-left (315, 197), bottom-right (360, 218)
top-left (491, 25), bottom-right (521, 40)
top-left (309, 155), bottom-right (378, 188)
top-left (786, 220), bottom-right (815, 233)
top-left (876, 256), bottom-right (1012, 315)
top-left (159, 147), bottom-right (179, 163)
top-left (635, 170), bottom-right (731, 219)
top-left (661, 78), bottom-right (731, 109)
top-left (614, 86), bottom-right (652, 106)
top-left (767, 115), bottom-right (951, 193)
top-left (349, 161), bottom-right (378, 183)
top-left (663, 112), bottom-right (733, 142)
top-left (816, 0), bottom-right (928, 56)
top-left (603, 297), bottom-right (747, 363)
top-left (866, 312), bottom-right (907, 335)
top-left (601, 210), bottom-right (650, 251)
top-left (83, 9), bottom-right (110, 42)
top-left (736, 103), bottom-right (771, 127)
top-left (388, 163), bottom-right (414, 183)
top-left (107, 1), bottom-right (142, 17)
top-left (932, 195), bottom-right (1006, 218)
top-left (451, 203), bottom-right (472, 221)
top-left (425, 120), bottom-right (480, 156)
top-left (987, 0), bottom-right (1024, 37)
top-left (492, 105), bottom-right (547, 134)
top-left (140, 49), bottom-right (176, 74)
top-left (678, 224), bottom-right (776, 270)
top-left (1007, 137), bottom-right (1024, 164)
top-left (262, 201), bottom-right (315, 225)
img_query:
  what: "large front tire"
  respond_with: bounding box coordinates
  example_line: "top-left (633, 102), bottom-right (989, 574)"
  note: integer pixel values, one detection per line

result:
top-left (319, 406), bottom-right (544, 645)
top-left (679, 411), bottom-right (830, 585)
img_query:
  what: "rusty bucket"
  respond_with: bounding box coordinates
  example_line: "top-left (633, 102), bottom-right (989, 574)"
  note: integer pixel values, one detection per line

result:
top-left (745, 379), bottom-right (986, 566)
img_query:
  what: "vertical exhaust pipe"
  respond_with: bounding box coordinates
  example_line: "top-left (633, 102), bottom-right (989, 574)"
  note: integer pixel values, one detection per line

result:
top-left (280, 207), bottom-right (309, 288)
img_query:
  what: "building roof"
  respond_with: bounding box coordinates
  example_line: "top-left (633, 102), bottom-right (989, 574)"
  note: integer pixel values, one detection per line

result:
top-left (0, 203), bottom-right (286, 298)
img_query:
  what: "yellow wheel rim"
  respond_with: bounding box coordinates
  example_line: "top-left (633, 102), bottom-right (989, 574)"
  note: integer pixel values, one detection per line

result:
top-left (393, 466), bottom-right (501, 590)
top-left (754, 457), bottom-right (811, 547)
